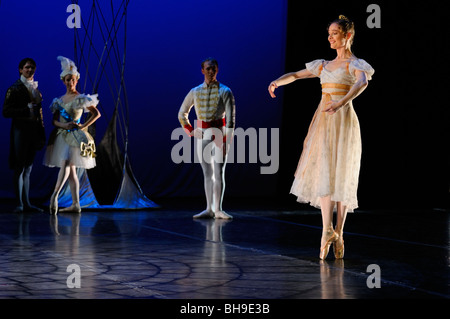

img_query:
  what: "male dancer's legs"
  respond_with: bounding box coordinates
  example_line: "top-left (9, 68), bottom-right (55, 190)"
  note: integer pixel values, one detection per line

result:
top-left (12, 128), bottom-right (41, 212)
top-left (13, 165), bottom-right (32, 212)
top-left (193, 128), bottom-right (232, 219)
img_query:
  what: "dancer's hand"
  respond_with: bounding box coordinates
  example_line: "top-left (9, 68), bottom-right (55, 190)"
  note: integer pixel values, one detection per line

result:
top-left (322, 100), bottom-right (343, 115)
top-left (268, 81), bottom-right (278, 98)
top-left (65, 121), bottom-right (79, 130)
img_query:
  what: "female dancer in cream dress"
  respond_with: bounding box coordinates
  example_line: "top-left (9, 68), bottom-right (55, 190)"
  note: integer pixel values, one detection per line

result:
top-left (44, 56), bottom-right (101, 214)
top-left (268, 16), bottom-right (374, 259)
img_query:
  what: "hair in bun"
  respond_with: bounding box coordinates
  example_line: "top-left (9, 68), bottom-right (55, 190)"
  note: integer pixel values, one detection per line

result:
top-left (328, 15), bottom-right (356, 48)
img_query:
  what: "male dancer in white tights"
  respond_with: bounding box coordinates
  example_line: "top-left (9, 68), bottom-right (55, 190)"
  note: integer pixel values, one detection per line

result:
top-left (178, 58), bottom-right (235, 219)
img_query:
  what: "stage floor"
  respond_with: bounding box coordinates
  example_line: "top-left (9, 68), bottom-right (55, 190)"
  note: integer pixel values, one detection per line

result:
top-left (0, 198), bottom-right (448, 300)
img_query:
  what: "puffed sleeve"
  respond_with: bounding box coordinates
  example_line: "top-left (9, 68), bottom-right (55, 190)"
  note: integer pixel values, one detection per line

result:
top-left (305, 59), bottom-right (325, 77)
top-left (73, 94), bottom-right (100, 112)
top-left (349, 59), bottom-right (375, 80)
top-left (49, 98), bottom-right (60, 113)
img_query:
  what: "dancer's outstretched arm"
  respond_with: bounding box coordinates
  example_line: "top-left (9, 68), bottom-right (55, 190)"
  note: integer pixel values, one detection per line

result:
top-left (268, 69), bottom-right (316, 98)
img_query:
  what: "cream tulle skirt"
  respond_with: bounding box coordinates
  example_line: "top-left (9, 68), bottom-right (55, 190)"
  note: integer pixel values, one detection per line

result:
top-left (290, 94), bottom-right (362, 212)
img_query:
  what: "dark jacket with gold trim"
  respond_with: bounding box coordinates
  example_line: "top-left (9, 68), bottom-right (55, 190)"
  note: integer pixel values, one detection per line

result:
top-left (3, 79), bottom-right (45, 168)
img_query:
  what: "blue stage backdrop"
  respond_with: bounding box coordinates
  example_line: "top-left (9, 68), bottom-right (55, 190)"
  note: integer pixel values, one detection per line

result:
top-left (0, 1), bottom-right (287, 202)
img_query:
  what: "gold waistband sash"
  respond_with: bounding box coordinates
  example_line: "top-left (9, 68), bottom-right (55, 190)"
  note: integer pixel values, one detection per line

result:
top-left (322, 83), bottom-right (351, 90)
top-left (321, 83), bottom-right (351, 95)
top-left (322, 91), bottom-right (348, 95)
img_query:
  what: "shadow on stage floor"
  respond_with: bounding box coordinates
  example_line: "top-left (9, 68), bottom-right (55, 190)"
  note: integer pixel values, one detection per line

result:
top-left (0, 196), bottom-right (448, 301)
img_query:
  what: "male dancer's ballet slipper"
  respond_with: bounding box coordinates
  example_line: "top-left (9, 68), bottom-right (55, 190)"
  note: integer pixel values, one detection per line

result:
top-left (193, 210), bottom-right (215, 219)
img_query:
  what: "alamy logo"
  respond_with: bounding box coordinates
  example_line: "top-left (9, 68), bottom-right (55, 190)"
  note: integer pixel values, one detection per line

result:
top-left (366, 264), bottom-right (381, 288)
top-left (66, 4), bottom-right (81, 29)
top-left (366, 4), bottom-right (381, 29)
top-left (171, 125), bottom-right (279, 175)
top-left (66, 264), bottom-right (81, 288)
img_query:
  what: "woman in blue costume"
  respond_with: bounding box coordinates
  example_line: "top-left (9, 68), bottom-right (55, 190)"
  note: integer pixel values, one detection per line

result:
top-left (268, 16), bottom-right (374, 260)
top-left (44, 56), bottom-right (101, 214)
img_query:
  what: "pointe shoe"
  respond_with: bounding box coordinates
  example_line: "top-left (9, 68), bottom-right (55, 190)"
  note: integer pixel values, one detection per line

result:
top-left (193, 210), bottom-right (215, 219)
top-left (214, 210), bottom-right (233, 220)
top-left (333, 236), bottom-right (345, 259)
top-left (319, 229), bottom-right (339, 260)
top-left (49, 194), bottom-right (58, 215)
top-left (59, 204), bottom-right (81, 213)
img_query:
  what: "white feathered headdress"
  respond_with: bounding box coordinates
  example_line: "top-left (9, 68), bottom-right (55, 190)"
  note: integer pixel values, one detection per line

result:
top-left (57, 56), bottom-right (80, 80)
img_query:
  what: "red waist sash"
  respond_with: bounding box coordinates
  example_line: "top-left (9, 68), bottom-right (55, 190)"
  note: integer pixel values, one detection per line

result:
top-left (197, 118), bottom-right (225, 129)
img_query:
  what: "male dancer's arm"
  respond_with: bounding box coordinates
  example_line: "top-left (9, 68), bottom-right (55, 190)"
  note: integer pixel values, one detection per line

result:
top-left (3, 85), bottom-right (32, 120)
top-left (178, 89), bottom-right (202, 138)
top-left (178, 89), bottom-right (195, 135)
top-left (223, 88), bottom-right (236, 153)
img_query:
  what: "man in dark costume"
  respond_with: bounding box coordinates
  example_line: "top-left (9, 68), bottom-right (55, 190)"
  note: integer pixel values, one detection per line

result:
top-left (3, 58), bottom-right (45, 213)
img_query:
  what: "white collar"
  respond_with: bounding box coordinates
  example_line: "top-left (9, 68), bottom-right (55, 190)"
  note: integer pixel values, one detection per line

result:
top-left (20, 75), bottom-right (38, 89)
